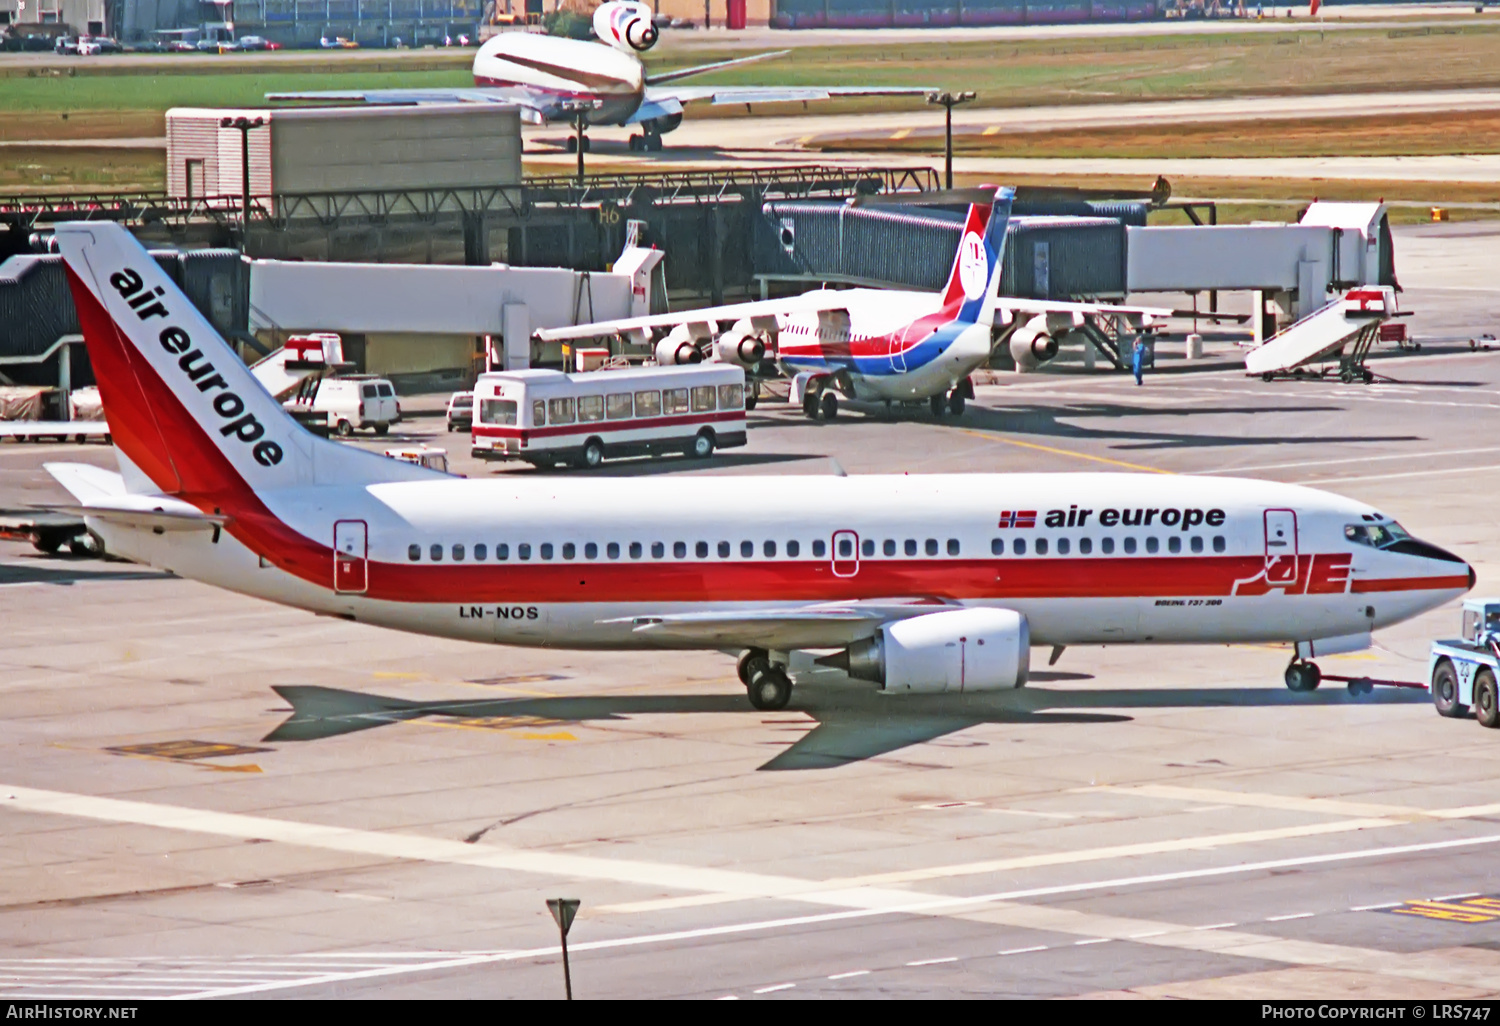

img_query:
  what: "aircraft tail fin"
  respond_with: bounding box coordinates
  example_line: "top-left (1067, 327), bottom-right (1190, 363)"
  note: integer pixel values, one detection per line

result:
top-left (53, 222), bottom-right (438, 500)
top-left (939, 185), bottom-right (1014, 324)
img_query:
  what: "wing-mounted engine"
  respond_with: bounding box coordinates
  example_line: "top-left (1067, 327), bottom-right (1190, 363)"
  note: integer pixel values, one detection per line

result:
top-left (655, 323), bottom-right (705, 365)
top-left (715, 317), bottom-right (775, 367)
top-left (1005, 313), bottom-right (1061, 371)
top-left (594, 1), bottom-right (659, 52)
top-left (818, 608), bottom-right (1030, 693)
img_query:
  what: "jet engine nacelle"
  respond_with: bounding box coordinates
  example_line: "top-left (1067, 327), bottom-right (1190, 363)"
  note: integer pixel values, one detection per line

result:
top-left (655, 325), bottom-right (703, 366)
top-left (1008, 314), bottom-right (1059, 372)
top-left (594, 1), bottom-right (658, 52)
top-left (715, 322), bottom-right (767, 367)
top-left (826, 608), bottom-right (1030, 693)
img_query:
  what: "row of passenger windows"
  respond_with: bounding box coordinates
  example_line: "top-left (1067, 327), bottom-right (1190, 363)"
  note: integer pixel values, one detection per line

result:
top-left (405, 534), bottom-right (1229, 562)
top-left (479, 384), bottom-right (744, 427)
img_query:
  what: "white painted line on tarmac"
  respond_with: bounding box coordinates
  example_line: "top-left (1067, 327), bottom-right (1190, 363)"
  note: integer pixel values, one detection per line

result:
top-left (998, 946), bottom-right (1049, 955)
top-left (1350, 902), bottom-right (1402, 911)
top-left (827, 970), bottom-right (870, 979)
top-left (1433, 892), bottom-right (1481, 901)
top-left (754, 983), bottom-right (795, 993)
top-left (1265, 913), bottom-right (1316, 922)
top-left (1304, 463), bottom-right (1500, 485)
top-left (1195, 446), bottom-right (1500, 475)
top-left (907, 957), bottom-right (959, 965)
top-left (1194, 922), bottom-right (1237, 931)
top-left (1126, 930), bottom-right (1168, 939)
top-left (1073, 938), bottom-right (1111, 946)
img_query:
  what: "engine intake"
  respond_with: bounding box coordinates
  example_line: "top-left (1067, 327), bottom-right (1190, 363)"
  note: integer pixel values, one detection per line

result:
top-left (819, 608), bottom-right (1030, 693)
top-left (594, 1), bottom-right (659, 52)
top-left (1008, 314), bottom-right (1059, 371)
top-left (655, 329), bottom-right (703, 366)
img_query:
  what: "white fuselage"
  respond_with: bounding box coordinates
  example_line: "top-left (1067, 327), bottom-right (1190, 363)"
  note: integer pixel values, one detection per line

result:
top-left (472, 33), bottom-right (646, 126)
top-left (88, 472), bottom-right (1471, 656)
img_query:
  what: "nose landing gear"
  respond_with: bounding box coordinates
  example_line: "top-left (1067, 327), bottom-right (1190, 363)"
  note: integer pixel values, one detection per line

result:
top-left (739, 648), bottom-right (792, 711)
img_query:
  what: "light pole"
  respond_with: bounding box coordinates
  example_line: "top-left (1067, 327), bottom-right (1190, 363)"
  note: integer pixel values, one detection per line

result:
top-left (926, 90), bottom-right (976, 190)
top-left (558, 100), bottom-right (594, 183)
top-left (219, 115), bottom-right (266, 246)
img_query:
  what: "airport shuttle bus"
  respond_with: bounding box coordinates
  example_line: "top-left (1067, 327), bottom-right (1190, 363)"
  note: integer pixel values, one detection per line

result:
top-left (470, 364), bottom-right (749, 469)
top-left (47, 222), bottom-right (1476, 713)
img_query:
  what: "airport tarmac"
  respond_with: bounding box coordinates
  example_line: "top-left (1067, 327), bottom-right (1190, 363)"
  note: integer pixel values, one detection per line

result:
top-left (2, 223), bottom-right (1500, 1000)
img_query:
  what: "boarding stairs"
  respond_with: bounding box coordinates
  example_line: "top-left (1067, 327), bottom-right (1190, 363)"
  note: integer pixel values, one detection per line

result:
top-left (249, 333), bottom-right (349, 401)
top-left (1245, 286), bottom-right (1399, 381)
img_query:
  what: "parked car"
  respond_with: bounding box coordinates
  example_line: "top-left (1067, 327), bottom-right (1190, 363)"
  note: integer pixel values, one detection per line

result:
top-left (53, 36), bottom-right (79, 54)
top-left (445, 391), bottom-right (474, 432)
top-left (236, 35), bottom-right (272, 50)
top-left (286, 376), bottom-right (401, 437)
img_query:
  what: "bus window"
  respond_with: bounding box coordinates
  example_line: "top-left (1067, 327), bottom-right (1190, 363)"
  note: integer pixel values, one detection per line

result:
top-left (634, 390), bottom-right (662, 417)
top-left (548, 397), bottom-right (576, 424)
top-left (480, 399), bottom-right (517, 425)
top-left (691, 386), bottom-right (716, 412)
top-left (531, 400), bottom-right (546, 426)
top-left (606, 393), bottom-right (632, 420)
top-left (664, 388), bottom-right (689, 415)
top-left (718, 383), bottom-right (743, 410)
top-left (579, 395), bottom-right (604, 422)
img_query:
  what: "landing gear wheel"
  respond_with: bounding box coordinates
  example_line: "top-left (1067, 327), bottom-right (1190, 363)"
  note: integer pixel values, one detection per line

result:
top-left (747, 668), bottom-right (792, 711)
top-left (628, 135), bottom-right (644, 152)
top-left (803, 392), bottom-right (821, 419)
top-left (1432, 660), bottom-right (1468, 718)
top-left (581, 136), bottom-right (592, 153)
top-left (1285, 660), bottom-right (1322, 692)
top-left (577, 437), bottom-right (605, 470)
top-left (737, 649), bottom-right (770, 686)
top-left (565, 136), bottom-right (578, 154)
top-left (335, 419), bottom-right (353, 438)
top-left (819, 392), bottom-right (839, 421)
top-left (948, 390), bottom-right (966, 415)
top-left (1475, 669), bottom-right (1500, 729)
top-left (646, 133), bottom-right (663, 152)
top-left (930, 394), bottom-right (946, 418)
top-left (690, 430), bottom-right (714, 459)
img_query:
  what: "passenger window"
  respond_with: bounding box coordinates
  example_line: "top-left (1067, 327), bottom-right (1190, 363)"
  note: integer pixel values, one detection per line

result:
top-left (652, 542), bottom-right (664, 559)
top-left (578, 395), bottom-right (605, 422)
top-left (584, 542), bottom-right (597, 559)
top-left (1213, 535), bottom-right (1226, 553)
top-left (741, 540), bottom-right (754, 558)
top-left (629, 542), bottom-right (643, 559)
top-left (1124, 537), bottom-right (1137, 554)
top-left (884, 539), bottom-right (897, 557)
top-left (1056, 538), bottom-right (1070, 555)
top-left (696, 541), bottom-right (709, 559)
top-left (663, 388), bottom-right (690, 415)
top-left (925, 539), bottom-right (938, 556)
top-left (812, 539), bottom-right (826, 558)
top-left (548, 398), bottom-right (575, 425)
top-left (634, 390), bottom-right (662, 417)
top-left (540, 543), bottom-right (554, 560)
top-left (1190, 536), bottom-right (1203, 554)
top-left (764, 540), bottom-right (777, 558)
top-left (991, 538), bottom-right (1004, 556)
top-left (497, 543), bottom-right (509, 560)
top-left (1145, 537), bottom-right (1159, 554)
top-left (787, 540), bottom-right (800, 557)
top-left (718, 383), bottom-right (743, 410)
top-left (691, 385), bottom-right (717, 412)
top-left (861, 538), bottom-right (875, 557)
top-left (1013, 538), bottom-right (1026, 555)
top-left (1036, 538), bottom-right (1049, 555)
top-left (718, 541), bottom-right (731, 558)
top-left (1167, 536), bottom-right (1181, 554)
top-left (947, 539), bottom-right (960, 556)
top-left (1101, 537), bottom-right (1114, 554)
top-left (838, 537), bottom-right (853, 558)
top-left (606, 393), bottom-right (633, 420)
top-left (430, 544), bottom-right (443, 562)
top-left (453, 544), bottom-right (465, 561)
top-left (532, 399), bottom-right (546, 426)
top-left (905, 539), bottom-right (917, 557)
top-left (408, 544), bottom-right (421, 561)
top-left (474, 543), bottom-right (487, 561)
top-left (607, 542), bottom-right (620, 559)
top-left (1078, 537), bottom-right (1092, 555)
top-left (563, 542), bottom-right (575, 560)
top-left (518, 543), bottom-right (532, 560)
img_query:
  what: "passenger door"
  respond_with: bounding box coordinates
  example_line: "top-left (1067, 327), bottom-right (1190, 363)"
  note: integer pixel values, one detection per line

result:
top-left (831, 530), bottom-right (859, 578)
top-left (1263, 509), bottom-right (1299, 587)
top-left (333, 519), bottom-right (368, 594)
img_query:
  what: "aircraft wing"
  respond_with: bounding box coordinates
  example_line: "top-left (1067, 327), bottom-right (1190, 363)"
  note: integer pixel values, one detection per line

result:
top-left (643, 49), bottom-right (792, 86)
top-left (646, 84), bottom-right (935, 107)
top-left (534, 293), bottom-right (849, 343)
top-left (599, 598), bottom-right (958, 650)
top-left (999, 298), bottom-right (1176, 324)
top-left (265, 86), bottom-right (554, 122)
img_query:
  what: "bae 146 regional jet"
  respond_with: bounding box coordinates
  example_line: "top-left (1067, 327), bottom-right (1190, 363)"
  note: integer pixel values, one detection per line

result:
top-left (539, 186), bottom-right (1171, 419)
top-left (43, 221), bottom-right (1473, 712)
top-left (267, 1), bottom-right (932, 151)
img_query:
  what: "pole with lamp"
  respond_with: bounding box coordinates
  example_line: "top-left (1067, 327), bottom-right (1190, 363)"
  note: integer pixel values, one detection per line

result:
top-left (219, 115), bottom-right (266, 248)
top-left (558, 100), bottom-right (596, 183)
top-left (925, 90), bottom-right (976, 191)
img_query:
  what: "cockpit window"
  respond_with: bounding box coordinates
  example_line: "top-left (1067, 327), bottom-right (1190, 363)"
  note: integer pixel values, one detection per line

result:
top-left (1345, 521), bottom-right (1412, 549)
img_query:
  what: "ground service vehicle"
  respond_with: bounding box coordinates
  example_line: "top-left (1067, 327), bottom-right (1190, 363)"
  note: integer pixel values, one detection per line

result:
top-left (1430, 598), bottom-right (1500, 729)
top-left (446, 392), bottom-right (474, 433)
top-left (285, 376), bottom-right (400, 437)
top-left (385, 446), bottom-right (450, 474)
top-left (471, 364), bottom-right (747, 469)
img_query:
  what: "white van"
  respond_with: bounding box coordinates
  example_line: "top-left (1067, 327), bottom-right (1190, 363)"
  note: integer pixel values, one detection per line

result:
top-left (286, 375), bottom-right (401, 437)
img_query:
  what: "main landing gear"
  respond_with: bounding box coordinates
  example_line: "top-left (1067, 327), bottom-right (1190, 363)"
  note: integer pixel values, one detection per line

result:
top-left (928, 383), bottom-right (971, 418)
top-left (1285, 658), bottom-right (1322, 692)
top-left (801, 377), bottom-right (839, 421)
top-left (739, 648), bottom-right (792, 711)
top-left (564, 135), bottom-right (592, 153)
top-left (627, 131), bottom-right (663, 152)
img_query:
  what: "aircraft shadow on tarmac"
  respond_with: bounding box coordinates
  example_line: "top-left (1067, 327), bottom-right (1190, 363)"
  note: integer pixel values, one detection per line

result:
top-left (263, 676), bottom-right (1426, 771)
top-left (0, 560), bottom-right (170, 586)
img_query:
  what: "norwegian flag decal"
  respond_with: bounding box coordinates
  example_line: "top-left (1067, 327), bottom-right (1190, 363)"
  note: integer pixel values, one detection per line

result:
top-left (997, 510), bottom-right (1037, 529)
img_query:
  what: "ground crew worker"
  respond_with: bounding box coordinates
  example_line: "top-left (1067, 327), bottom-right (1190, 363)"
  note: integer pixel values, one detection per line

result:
top-left (1132, 337), bottom-right (1147, 386)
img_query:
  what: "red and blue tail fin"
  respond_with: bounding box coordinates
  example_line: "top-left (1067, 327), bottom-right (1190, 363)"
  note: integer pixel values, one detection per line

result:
top-left (938, 185), bottom-right (1014, 324)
